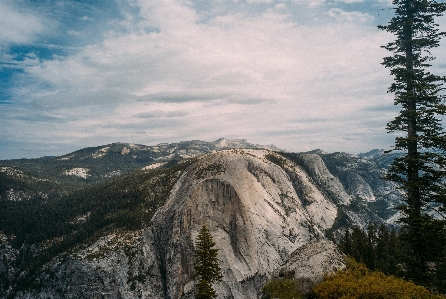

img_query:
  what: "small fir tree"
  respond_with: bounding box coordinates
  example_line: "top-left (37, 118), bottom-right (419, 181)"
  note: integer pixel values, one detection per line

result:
top-left (195, 280), bottom-right (218, 299)
top-left (193, 223), bottom-right (222, 299)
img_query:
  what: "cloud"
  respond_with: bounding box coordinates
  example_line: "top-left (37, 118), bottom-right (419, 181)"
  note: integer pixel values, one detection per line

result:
top-left (328, 8), bottom-right (374, 22)
top-left (377, 0), bottom-right (393, 6)
top-left (206, 68), bottom-right (263, 84)
top-left (1, 0), bottom-right (401, 158)
top-left (335, 0), bottom-right (364, 3)
top-left (292, 0), bottom-right (326, 7)
top-left (23, 1), bottom-right (382, 105)
top-left (246, 0), bottom-right (273, 3)
top-left (0, 1), bottom-right (49, 46)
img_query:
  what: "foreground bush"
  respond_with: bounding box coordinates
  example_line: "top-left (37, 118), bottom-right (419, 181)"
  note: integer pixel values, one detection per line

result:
top-left (313, 258), bottom-right (445, 299)
top-left (262, 278), bottom-right (305, 299)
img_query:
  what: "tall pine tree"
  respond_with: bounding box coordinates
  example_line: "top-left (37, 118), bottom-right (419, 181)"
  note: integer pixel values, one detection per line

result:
top-left (378, 0), bottom-right (446, 289)
top-left (193, 223), bottom-right (222, 299)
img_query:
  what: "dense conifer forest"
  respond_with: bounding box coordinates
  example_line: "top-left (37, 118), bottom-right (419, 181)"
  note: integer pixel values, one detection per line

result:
top-left (0, 159), bottom-right (196, 285)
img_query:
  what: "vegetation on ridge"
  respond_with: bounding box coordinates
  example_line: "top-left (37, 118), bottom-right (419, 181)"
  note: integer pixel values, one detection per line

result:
top-left (313, 258), bottom-right (445, 299)
top-left (0, 159), bottom-right (196, 293)
top-left (262, 258), bottom-right (446, 299)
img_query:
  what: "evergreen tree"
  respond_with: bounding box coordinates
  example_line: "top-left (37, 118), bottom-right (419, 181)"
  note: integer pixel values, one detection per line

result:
top-left (375, 223), bottom-right (388, 266)
top-left (378, 0), bottom-right (446, 288)
top-left (338, 224), bottom-right (402, 277)
top-left (386, 228), bottom-right (401, 274)
top-left (195, 280), bottom-right (218, 299)
top-left (341, 228), bottom-right (352, 256)
top-left (350, 226), bottom-right (369, 266)
top-left (193, 223), bottom-right (222, 299)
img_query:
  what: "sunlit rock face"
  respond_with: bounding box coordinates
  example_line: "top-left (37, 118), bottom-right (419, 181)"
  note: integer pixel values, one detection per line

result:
top-left (294, 154), bottom-right (352, 206)
top-left (152, 149), bottom-right (343, 299)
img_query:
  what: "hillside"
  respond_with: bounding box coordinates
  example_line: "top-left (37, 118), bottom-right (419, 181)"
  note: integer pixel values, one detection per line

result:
top-left (0, 139), bottom-right (403, 298)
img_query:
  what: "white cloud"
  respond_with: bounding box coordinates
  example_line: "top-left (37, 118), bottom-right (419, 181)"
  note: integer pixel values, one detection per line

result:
top-left (27, 5), bottom-right (381, 106)
top-left (0, 1), bottom-right (48, 46)
top-left (246, 0), bottom-right (273, 3)
top-left (2, 0), bottom-right (399, 157)
top-left (292, 0), bottom-right (326, 7)
top-left (335, 0), bottom-right (364, 3)
top-left (328, 8), bottom-right (374, 22)
top-left (377, 0), bottom-right (393, 6)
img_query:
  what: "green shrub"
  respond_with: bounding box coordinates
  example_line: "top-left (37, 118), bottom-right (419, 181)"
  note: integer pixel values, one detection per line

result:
top-left (262, 278), bottom-right (305, 299)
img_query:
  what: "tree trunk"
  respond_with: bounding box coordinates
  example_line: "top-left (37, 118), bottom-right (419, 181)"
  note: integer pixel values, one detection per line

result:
top-left (404, 0), bottom-right (421, 219)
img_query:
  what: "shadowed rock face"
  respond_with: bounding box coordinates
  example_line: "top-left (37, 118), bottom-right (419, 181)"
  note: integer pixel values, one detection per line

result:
top-left (11, 230), bottom-right (165, 299)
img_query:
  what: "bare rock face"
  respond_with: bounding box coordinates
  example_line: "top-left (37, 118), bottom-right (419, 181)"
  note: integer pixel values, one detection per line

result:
top-left (294, 154), bottom-right (352, 206)
top-left (12, 230), bottom-right (165, 299)
top-left (151, 150), bottom-right (343, 299)
top-left (274, 239), bottom-right (345, 294)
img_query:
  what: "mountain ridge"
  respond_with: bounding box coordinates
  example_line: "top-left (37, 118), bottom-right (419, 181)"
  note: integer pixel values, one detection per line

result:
top-left (0, 138), bottom-right (282, 185)
top-left (0, 139), bottom-right (404, 298)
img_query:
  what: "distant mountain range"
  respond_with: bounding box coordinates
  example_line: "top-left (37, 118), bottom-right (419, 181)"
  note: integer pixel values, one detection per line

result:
top-left (1, 138), bottom-right (281, 183)
top-left (0, 138), bottom-right (403, 299)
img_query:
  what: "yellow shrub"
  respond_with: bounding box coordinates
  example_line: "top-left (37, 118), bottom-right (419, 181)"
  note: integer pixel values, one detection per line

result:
top-left (313, 258), bottom-right (445, 299)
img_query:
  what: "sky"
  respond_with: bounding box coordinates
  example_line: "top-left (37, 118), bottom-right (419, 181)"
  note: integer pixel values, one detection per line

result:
top-left (1, 0), bottom-right (446, 160)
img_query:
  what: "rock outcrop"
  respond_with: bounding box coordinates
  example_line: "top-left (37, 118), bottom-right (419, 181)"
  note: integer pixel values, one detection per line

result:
top-left (274, 239), bottom-right (345, 294)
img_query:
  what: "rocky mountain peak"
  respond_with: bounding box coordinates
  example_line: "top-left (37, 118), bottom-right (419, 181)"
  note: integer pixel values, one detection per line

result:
top-left (151, 149), bottom-right (331, 298)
